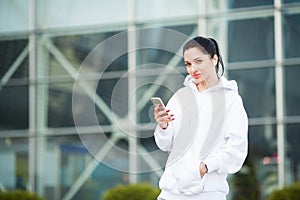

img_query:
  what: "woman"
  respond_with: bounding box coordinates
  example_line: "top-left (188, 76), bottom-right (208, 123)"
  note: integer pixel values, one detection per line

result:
top-left (154, 36), bottom-right (248, 200)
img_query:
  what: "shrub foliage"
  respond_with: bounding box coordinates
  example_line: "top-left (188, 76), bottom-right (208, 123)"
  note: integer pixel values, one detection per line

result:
top-left (0, 190), bottom-right (44, 200)
top-left (102, 183), bottom-right (160, 200)
top-left (268, 183), bottom-right (300, 200)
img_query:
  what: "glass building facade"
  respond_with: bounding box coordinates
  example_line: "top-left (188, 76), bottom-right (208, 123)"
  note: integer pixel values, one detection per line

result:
top-left (0, 0), bottom-right (300, 199)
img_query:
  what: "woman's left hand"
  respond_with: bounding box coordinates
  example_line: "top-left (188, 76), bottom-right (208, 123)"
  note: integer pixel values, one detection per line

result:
top-left (199, 162), bottom-right (208, 178)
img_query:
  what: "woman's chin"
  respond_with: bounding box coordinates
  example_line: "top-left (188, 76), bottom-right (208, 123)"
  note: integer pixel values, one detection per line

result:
top-left (192, 78), bottom-right (203, 85)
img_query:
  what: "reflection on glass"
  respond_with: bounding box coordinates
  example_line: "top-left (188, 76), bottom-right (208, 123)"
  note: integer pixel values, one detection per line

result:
top-left (136, 0), bottom-right (198, 21)
top-left (136, 24), bottom-right (195, 67)
top-left (286, 124), bottom-right (300, 184)
top-left (36, 1), bottom-right (128, 29)
top-left (0, 39), bottom-right (28, 79)
top-left (0, 138), bottom-right (28, 190)
top-left (50, 31), bottom-right (124, 76)
top-left (248, 125), bottom-right (277, 200)
top-left (285, 65), bottom-right (300, 116)
top-left (100, 77), bottom-right (128, 120)
top-left (48, 83), bottom-right (75, 127)
top-left (206, 0), bottom-right (273, 11)
top-left (0, 1), bottom-right (29, 33)
top-left (0, 85), bottom-right (28, 130)
top-left (137, 49), bottom-right (177, 66)
top-left (228, 17), bottom-right (274, 62)
top-left (165, 24), bottom-right (196, 37)
top-left (227, 67), bottom-right (276, 118)
top-left (137, 73), bottom-right (184, 124)
top-left (284, 14), bottom-right (300, 59)
top-left (283, 0), bottom-right (300, 4)
top-left (227, 0), bottom-right (273, 9)
top-left (42, 135), bottom-right (128, 199)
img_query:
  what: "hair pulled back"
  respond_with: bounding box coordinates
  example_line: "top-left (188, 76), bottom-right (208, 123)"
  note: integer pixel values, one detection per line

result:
top-left (183, 36), bottom-right (224, 76)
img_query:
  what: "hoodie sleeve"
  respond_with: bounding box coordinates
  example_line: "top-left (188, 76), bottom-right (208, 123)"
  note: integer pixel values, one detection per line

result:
top-left (154, 123), bottom-right (174, 152)
top-left (154, 94), bottom-right (181, 152)
top-left (204, 94), bottom-right (248, 174)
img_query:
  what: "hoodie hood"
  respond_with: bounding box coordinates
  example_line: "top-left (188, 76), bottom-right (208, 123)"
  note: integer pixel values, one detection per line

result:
top-left (183, 75), bottom-right (238, 92)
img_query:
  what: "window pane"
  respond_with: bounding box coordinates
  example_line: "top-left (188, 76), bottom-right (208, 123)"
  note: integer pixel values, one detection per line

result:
top-left (42, 135), bottom-right (128, 199)
top-left (284, 65), bottom-right (300, 116)
top-left (136, 0), bottom-right (198, 22)
top-left (0, 85), bottom-right (28, 130)
top-left (37, 0), bottom-right (128, 29)
top-left (248, 125), bottom-right (277, 199)
top-left (139, 131), bottom-right (168, 182)
top-left (48, 80), bottom-right (116, 128)
top-left (227, 67), bottom-right (276, 118)
top-left (48, 82), bottom-right (74, 127)
top-left (0, 39), bottom-right (28, 79)
top-left (0, 137), bottom-right (28, 190)
top-left (0, 0), bottom-right (29, 33)
top-left (228, 17), bottom-right (274, 62)
top-left (100, 78), bottom-right (128, 120)
top-left (165, 24), bottom-right (196, 36)
top-left (136, 49), bottom-right (177, 66)
top-left (284, 14), bottom-right (300, 59)
top-left (136, 25), bottom-right (195, 67)
top-left (50, 31), bottom-right (125, 76)
top-left (283, 0), bottom-right (300, 4)
top-left (71, 77), bottom-right (126, 128)
top-left (228, 0), bottom-right (273, 9)
top-left (207, 0), bottom-right (273, 12)
top-left (137, 72), bottom-right (185, 124)
top-left (286, 124), bottom-right (300, 184)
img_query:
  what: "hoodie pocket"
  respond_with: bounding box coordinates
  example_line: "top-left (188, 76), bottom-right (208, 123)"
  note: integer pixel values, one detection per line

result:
top-left (159, 168), bottom-right (177, 191)
top-left (171, 154), bottom-right (207, 194)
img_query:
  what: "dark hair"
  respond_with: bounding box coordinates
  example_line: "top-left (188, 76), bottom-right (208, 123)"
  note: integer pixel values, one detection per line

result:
top-left (183, 36), bottom-right (224, 76)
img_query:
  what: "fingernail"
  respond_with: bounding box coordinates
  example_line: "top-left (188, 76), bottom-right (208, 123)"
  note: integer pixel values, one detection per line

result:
top-left (166, 110), bottom-right (170, 112)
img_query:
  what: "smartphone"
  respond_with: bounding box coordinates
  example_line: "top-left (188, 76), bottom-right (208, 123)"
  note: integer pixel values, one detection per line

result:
top-left (151, 97), bottom-right (166, 111)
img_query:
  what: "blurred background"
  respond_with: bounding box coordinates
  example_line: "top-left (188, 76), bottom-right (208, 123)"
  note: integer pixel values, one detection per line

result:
top-left (0, 0), bottom-right (300, 199)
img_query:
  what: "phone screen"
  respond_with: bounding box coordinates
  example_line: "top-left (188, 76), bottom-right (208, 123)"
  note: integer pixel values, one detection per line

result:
top-left (151, 97), bottom-right (166, 110)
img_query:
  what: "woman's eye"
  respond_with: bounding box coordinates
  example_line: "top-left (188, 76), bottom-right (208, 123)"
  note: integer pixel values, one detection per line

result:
top-left (195, 60), bottom-right (202, 64)
top-left (185, 63), bottom-right (191, 67)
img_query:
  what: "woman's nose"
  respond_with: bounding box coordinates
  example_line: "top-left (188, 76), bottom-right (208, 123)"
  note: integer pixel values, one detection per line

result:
top-left (191, 64), bottom-right (198, 71)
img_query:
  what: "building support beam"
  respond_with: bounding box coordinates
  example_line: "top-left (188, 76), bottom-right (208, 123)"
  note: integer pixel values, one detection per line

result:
top-left (28, 0), bottom-right (37, 193)
top-left (0, 45), bottom-right (28, 88)
top-left (274, 0), bottom-right (285, 189)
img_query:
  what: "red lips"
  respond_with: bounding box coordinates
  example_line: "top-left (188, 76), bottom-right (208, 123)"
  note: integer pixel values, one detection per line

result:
top-left (192, 74), bottom-right (201, 79)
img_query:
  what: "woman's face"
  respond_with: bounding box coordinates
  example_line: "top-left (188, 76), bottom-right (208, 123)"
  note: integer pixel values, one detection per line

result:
top-left (183, 47), bottom-right (218, 85)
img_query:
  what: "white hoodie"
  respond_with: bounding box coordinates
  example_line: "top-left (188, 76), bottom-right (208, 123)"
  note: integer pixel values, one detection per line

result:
top-left (154, 75), bottom-right (248, 198)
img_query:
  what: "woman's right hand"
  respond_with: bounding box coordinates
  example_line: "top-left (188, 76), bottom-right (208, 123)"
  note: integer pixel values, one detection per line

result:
top-left (154, 105), bottom-right (174, 129)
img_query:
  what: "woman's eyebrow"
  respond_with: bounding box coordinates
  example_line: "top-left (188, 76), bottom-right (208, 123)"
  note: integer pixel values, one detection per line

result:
top-left (193, 56), bottom-right (203, 60)
top-left (184, 56), bottom-right (203, 63)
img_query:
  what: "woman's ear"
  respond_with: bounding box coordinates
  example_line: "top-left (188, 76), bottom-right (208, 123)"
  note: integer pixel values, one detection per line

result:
top-left (212, 54), bottom-right (218, 66)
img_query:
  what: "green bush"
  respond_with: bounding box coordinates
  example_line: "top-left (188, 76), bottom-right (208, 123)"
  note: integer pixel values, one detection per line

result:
top-left (231, 153), bottom-right (260, 200)
top-left (0, 190), bottom-right (44, 200)
top-left (268, 183), bottom-right (300, 200)
top-left (101, 183), bottom-right (160, 200)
